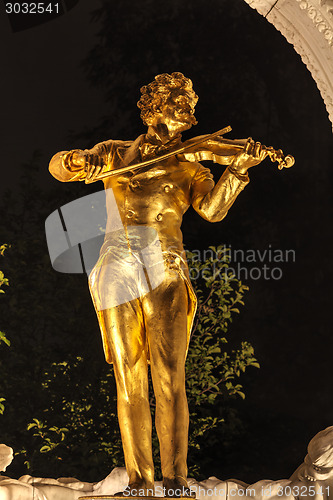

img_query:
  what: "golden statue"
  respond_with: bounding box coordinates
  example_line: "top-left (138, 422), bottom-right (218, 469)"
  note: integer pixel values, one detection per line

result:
top-left (49, 72), bottom-right (293, 498)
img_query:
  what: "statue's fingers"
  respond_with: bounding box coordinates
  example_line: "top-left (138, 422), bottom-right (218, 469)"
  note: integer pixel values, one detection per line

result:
top-left (85, 154), bottom-right (94, 170)
top-left (83, 154), bottom-right (90, 173)
top-left (86, 164), bottom-right (96, 180)
top-left (258, 143), bottom-right (268, 161)
top-left (91, 165), bottom-right (102, 180)
top-left (245, 138), bottom-right (254, 155)
top-left (256, 143), bottom-right (269, 161)
top-left (260, 149), bottom-right (269, 161)
top-left (86, 154), bottom-right (100, 179)
top-left (91, 154), bottom-right (100, 167)
top-left (254, 142), bottom-right (262, 158)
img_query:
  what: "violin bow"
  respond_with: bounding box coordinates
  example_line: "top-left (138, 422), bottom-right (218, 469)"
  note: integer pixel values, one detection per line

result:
top-left (84, 125), bottom-right (232, 184)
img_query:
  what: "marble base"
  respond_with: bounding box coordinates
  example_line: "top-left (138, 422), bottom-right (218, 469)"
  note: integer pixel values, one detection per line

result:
top-left (1, 426), bottom-right (333, 500)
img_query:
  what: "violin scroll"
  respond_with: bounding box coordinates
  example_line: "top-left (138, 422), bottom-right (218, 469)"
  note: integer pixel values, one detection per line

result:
top-left (264, 146), bottom-right (295, 170)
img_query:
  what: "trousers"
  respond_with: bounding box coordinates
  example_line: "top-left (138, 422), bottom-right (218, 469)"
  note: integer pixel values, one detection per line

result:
top-left (89, 240), bottom-right (196, 489)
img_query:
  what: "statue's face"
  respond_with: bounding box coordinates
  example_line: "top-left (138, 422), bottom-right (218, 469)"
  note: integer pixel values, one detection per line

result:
top-left (149, 94), bottom-right (196, 139)
top-left (161, 103), bottom-right (193, 135)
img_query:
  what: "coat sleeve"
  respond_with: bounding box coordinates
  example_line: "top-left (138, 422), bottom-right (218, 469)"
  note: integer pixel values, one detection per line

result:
top-left (191, 164), bottom-right (249, 222)
top-left (49, 139), bottom-right (115, 182)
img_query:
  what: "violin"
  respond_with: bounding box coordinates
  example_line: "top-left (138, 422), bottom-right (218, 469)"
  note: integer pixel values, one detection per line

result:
top-left (84, 125), bottom-right (295, 184)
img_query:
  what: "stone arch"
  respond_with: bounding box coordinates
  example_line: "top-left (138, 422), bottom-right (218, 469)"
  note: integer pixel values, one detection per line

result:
top-left (243, 0), bottom-right (333, 130)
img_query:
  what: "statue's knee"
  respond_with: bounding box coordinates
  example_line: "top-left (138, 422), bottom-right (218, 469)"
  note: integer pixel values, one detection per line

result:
top-left (157, 373), bottom-right (186, 400)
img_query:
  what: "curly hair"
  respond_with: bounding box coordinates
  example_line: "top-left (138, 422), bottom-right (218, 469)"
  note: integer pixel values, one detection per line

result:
top-left (137, 72), bottom-right (198, 126)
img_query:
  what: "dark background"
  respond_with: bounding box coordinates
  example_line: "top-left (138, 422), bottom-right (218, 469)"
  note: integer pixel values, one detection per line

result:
top-left (1, 0), bottom-right (333, 484)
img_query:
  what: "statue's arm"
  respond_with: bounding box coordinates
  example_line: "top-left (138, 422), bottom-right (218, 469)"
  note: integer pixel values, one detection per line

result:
top-left (192, 139), bottom-right (269, 222)
top-left (49, 140), bottom-right (114, 183)
top-left (191, 164), bottom-right (249, 222)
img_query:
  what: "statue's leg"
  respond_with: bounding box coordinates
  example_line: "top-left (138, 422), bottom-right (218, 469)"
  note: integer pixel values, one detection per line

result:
top-left (142, 271), bottom-right (189, 491)
top-left (101, 300), bottom-right (155, 492)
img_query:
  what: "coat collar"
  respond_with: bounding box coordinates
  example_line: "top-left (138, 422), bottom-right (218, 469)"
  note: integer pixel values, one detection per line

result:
top-left (117, 134), bottom-right (145, 167)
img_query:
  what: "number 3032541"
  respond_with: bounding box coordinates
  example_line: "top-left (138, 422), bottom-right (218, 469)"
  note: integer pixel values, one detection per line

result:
top-left (5, 3), bottom-right (60, 14)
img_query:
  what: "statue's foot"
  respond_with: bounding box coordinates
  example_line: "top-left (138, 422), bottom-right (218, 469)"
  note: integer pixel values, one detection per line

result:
top-left (114, 482), bottom-right (155, 497)
top-left (163, 477), bottom-right (195, 498)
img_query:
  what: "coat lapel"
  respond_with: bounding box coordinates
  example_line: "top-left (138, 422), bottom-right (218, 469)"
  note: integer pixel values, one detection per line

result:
top-left (116, 134), bottom-right (145, 167)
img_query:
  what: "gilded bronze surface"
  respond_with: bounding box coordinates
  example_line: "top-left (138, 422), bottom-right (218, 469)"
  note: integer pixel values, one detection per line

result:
top-left (49, 72), bottom-right (293, 497)
top-left (81, 125), bottom-right (293, 184)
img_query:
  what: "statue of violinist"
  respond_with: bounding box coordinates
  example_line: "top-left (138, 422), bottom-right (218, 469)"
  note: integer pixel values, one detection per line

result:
top-left (49, 72), bottom-right (293, 498)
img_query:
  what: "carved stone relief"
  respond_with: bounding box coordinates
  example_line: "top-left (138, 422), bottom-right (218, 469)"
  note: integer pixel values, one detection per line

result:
top-left (243, 0), bottom-right (333, 129)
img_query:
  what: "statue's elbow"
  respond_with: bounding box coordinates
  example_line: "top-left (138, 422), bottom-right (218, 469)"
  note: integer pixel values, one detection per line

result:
top-left (209, 211), bottom-right (228, 223)
top-left (199, 207), bottom-right (228, 223)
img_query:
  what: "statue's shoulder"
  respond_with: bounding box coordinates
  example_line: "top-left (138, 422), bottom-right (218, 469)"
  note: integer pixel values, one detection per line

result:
top-left (113, 134), bottom-right (145, 162)
top-left (98, 136), bottom-right (143, 154)
top-left (112, 139), bottom-right (134, 149)
top-left (94, 138), bottom-right (133, 150)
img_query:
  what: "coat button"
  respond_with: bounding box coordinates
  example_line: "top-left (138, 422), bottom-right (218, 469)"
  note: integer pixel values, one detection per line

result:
top-left (156, 213), bottom-right (163, 221)
top-left (126, 210), bottom-right (135, 218)
top-left (164, 184), bottom-right (173, 192)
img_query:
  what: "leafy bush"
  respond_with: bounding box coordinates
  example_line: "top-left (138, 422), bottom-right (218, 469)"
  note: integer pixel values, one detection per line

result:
top-left (0, 244), bottom-right (10, 415)
top-left (185, 247), bottom-right (258, 474)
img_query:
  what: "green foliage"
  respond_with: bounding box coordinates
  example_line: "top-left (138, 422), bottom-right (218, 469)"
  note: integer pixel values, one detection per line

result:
top-left (0, 244), bottom-right (10, 415)
top-left (0, 331), bottom-right (10, 347)
top-left (186, 246), bottom-right (257, 405)
top-left (185, 247), bottom-right (259, 474)
top-left (20, 357), bottom-right (122, 478)
top-left (0, 244), bottom-right (10, 302)
top-left (27, 418), bottom-right (69, 453)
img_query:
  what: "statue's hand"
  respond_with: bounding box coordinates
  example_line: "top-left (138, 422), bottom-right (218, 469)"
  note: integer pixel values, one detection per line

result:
top-left (230, 138), bottom-right (268, 174)
top-left (71, 151), bottom-right (104, 181)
